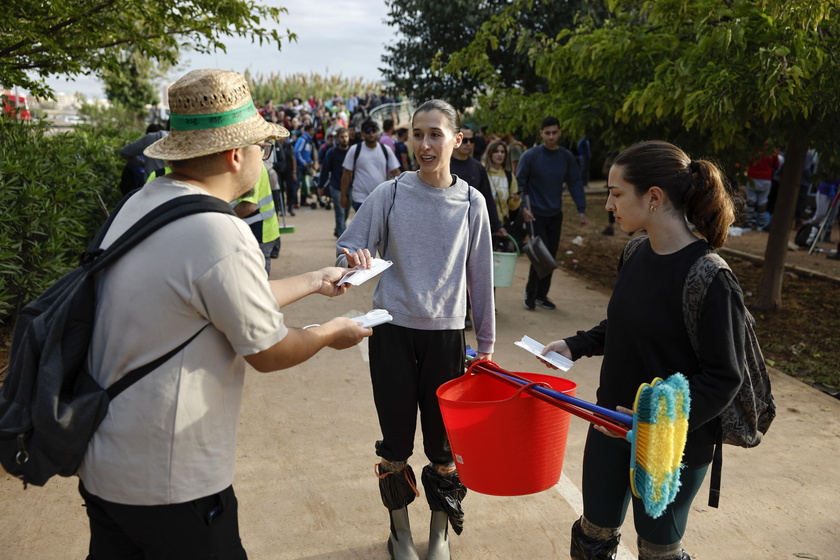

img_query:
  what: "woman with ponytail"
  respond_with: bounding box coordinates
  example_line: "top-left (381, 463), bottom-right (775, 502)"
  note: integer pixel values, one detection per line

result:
top-left (539, 141), bottom-right (745, 560)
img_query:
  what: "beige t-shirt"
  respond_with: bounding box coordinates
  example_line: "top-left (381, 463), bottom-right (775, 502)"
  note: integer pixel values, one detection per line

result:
top-left (79, 179), bottom-right (286, 505)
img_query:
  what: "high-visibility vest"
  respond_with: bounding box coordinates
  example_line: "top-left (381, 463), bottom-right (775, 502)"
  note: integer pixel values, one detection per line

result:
top-left (235, 165), bottom-right (279, 243)
top-left (145, 167), bottom-right (171, 183)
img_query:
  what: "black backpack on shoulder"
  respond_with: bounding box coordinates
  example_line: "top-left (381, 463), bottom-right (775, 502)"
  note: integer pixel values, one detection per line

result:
top-left (0, 193), bottom-right (234, 487)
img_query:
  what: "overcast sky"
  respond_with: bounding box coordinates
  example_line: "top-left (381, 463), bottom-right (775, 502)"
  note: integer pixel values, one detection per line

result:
top-left (35, 0), bottom-right (397, 99)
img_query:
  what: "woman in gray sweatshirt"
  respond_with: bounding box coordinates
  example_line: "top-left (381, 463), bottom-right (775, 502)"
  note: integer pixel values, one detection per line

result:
top-left (337, 99), bottom-right (495, 560)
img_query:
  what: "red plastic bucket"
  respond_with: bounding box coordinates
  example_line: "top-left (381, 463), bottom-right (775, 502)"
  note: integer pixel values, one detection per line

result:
top-left (437, 370), bottom-right (576, 496)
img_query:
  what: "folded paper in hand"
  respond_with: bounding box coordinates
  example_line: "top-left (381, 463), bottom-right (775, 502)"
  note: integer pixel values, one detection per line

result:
top-left (339, 259), bottom-right (393, 286)
top-left (350, 309), bottom-right (393, 328)
top-left (514, 335), bottom-right (574, 371)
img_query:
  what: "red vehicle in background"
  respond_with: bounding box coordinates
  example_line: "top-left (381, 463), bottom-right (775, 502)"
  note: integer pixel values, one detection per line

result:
top-left (2, 92), bottom-right (32, 121)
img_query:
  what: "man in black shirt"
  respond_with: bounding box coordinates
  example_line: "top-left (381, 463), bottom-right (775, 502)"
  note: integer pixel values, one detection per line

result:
top-left (450, 127), bottom-right (505, 329)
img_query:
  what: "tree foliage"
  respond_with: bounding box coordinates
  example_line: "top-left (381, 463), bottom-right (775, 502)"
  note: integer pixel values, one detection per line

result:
top-left (380, 0), bottom-right (606, 112)
top-left (100, 50), bottom-right (170, 122)
top-left (447, 0), bottom-right (840, 310)
top-left (1, 0), bottom-right (294, 99)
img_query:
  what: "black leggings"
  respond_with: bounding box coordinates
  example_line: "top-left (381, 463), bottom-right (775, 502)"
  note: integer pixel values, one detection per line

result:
top-left (581, 426), bottom-right (709, 545)
top-left (369, 323), bottom-right (466, 465)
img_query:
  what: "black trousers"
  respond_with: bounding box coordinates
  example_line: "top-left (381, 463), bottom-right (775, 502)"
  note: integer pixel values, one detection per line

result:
top-left (525, 211), bottom-right (563, 300)
top-left (79, 481), bottom-right (247, 560)
top-left (369, 323), bottom-right (466, 465)
top-left (280, 170), bottom-right (296, 210)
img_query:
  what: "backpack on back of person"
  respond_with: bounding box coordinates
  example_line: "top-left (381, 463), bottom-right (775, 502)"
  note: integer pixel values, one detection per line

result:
top-left (623, 236), bottom-right (776, 506)
top-left (273, 139), bottom-right (288, 176)
top-left (0, 193), bottom-right (234, 488)
top-left (118, 159), bottom-right (146, 196)
top-left (681, 252), bottom-right (776, 448)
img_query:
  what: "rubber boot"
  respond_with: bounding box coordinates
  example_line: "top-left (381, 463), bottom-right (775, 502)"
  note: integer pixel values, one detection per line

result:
top-left (426, 510), bottom-right (450, 560)
top-left (421, 463), bottom-right (466, 535)
top-left (570, 517), bottom-right (620, 560)
top-left (387, 507), bottom-right (420, 560)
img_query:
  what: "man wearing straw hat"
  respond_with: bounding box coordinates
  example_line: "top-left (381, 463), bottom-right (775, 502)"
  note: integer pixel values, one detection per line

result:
top-left (76, 69), bottom-right (372, 559)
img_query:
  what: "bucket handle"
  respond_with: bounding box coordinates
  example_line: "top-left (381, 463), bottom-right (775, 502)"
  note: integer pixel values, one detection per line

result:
top-left (499, 232), bottom-right (520, 257)
top-left (505, 380), bottom-right (551, 403)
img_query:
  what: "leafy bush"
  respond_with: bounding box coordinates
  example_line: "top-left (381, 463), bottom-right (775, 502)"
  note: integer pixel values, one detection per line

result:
top-left (0, 120), bottom-right (140, 325)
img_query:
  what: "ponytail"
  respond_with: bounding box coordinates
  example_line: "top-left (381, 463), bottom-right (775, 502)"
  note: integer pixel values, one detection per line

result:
top-left (612, 141), bottom-right (735, 249)
top-left (683, 159), bottom-right (735, 249)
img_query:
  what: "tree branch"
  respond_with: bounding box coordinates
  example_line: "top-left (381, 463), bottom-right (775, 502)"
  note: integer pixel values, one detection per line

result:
top-left (12, 24), bottom-right (217, 59)
top-left (0, 0), bottom-right (119, 58)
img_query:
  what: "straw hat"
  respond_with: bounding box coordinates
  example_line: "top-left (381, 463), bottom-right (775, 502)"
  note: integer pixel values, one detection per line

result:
top-left (145, 69), bottom-right (289, 161)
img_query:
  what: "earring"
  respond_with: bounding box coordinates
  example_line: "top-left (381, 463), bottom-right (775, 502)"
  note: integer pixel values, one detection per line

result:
top-left (649, 205), bottom-right (656, 213)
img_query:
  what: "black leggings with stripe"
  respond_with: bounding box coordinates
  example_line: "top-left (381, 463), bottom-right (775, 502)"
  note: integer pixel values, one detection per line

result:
top-left (581, 426), bottom-right (709, 545)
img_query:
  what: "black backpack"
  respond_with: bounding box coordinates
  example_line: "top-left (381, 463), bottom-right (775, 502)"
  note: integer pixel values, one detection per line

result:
top-left (0, 193), bottom-right (234, 487)
top-left (118, 160), bottom-right (146, 196)
top-left (272, 139), bottom-right (287, 176)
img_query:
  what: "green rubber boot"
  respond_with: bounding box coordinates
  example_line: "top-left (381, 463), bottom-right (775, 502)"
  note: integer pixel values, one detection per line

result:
top-left (426, 510), bottom-right (450, 560)
top-left (387, 507), bottom-right (420, 560)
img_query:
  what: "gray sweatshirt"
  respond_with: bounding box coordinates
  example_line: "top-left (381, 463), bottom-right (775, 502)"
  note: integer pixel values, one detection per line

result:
top-left (336, 171), bottom-right (496, 354)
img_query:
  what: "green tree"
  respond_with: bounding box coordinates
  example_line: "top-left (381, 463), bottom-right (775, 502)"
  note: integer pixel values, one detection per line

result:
top-left (101, 50), bottom-right (166, 122)
top-left (381, 0), bottom-right (606, 112)
top-left (1, 0), bottom-right (295, 98)
top-left (448, 0), bottom-right (840, 311)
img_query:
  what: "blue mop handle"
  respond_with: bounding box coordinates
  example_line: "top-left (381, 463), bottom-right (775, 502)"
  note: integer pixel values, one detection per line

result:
top-left (489, 369), bottom-right (634, 427)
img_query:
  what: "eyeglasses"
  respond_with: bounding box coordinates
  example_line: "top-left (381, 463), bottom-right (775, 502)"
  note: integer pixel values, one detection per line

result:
top-left (363, 128), bottom-right (378, 134)
top-left (257, 142), bottom-right (274, 160)
top-left (461, 138), bottom-right (475, 144)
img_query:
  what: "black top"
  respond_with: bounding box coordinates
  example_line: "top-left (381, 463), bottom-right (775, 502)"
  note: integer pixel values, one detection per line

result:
top-left (565, 238), bottom-right (745, 466)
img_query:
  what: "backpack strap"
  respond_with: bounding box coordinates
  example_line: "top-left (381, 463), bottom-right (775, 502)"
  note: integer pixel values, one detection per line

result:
top-left (682, 252), bottom-right (729, 354)
top-left (382, 175), bottom-right (401, 256)
top-left (621, 234), bottom-right (648, 266)
top-left (380, 142), bottom-right (391, 177)
top-left (708, 432), bottom-right (724, 508)
top-left (105, 325), bottom-right (207, 400)
top-left (84, 189), bottom-right (141, 258)
top-left (681, 251), bottom-right (729, 509)
top-left (89, 195), bottom-right (235, 274)
top-left (348, 143), bottom-right (363, 189)
top-left (88, 195), bottom-right (234, 399)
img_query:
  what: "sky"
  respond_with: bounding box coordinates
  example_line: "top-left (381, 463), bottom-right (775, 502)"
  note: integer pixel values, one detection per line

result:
top-left (34, 0), bottom-right (398, 99)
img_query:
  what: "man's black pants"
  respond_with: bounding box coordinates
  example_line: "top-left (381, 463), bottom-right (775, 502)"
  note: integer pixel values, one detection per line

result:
top-left (79, 481), bottom-right (247, 559)
top-left (525, 211), bottom-right (563, 300)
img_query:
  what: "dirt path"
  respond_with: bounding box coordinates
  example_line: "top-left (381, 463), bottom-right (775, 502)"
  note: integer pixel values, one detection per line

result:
top-left (2, 203), bottom-right (838, 559)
